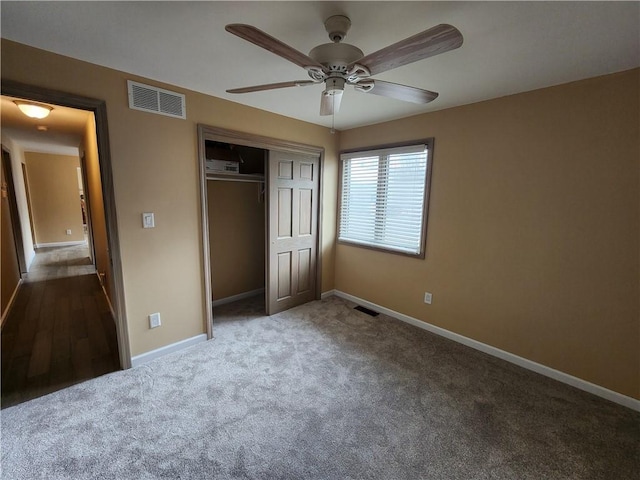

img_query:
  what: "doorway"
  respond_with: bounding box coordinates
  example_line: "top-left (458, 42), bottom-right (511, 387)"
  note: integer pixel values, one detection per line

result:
top-left (198, 125), bottom-right (324, 336)
top-left (1, 80), bottom-right (130, 371)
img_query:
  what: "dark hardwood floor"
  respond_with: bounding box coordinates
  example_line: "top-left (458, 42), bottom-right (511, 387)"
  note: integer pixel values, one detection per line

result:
top-left (1, 244), bottom-right (120, 408)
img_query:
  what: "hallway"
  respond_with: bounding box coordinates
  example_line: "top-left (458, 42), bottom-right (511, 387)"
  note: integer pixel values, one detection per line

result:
top-left (1, 244), bottom-right (120, 408)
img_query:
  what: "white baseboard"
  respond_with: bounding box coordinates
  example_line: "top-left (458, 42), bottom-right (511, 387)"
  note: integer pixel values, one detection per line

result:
top-left (213, 288), bottom-right (265, 307)
top-left (321, 289), bottom-right (336, 300)
top-left (1, 279), bottom-right (23, 326)
top-left (35, 240), bottom-right (86, 248)
top-left (131, 334), bottom-right (208, 368)
top-left (25, 249), bottom-right (35, 271)
top-left (330, 290), bottom-right (640, 412)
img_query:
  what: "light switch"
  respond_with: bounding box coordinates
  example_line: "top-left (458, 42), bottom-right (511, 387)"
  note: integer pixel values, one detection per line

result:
top-left (142, 212), bottom-right (155, 229)
top-left (149, 312), bottom-right (161, 328)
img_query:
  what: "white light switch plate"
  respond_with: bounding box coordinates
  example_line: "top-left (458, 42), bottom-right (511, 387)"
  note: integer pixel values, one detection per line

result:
top-left (149, 312), bottom-right (161, 328)
top-left (142, 212), bottom-right (155, 228)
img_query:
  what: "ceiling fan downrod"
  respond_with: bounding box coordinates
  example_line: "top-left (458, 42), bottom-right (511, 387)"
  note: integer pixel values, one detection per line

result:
top-left (324, 15), bottom-right (351, 43)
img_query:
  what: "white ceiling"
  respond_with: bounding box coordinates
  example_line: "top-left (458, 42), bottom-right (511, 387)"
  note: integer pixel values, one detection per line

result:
top-left (2, 1), bottom-right (639, 131)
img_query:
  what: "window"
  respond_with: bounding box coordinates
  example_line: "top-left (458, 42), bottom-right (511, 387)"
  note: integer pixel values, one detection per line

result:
top-left (338, 140), bottom-right (433, 257)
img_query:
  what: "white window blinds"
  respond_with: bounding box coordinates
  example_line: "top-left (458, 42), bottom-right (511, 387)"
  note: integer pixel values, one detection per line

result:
top-left (339, 143), bottom-right (430, 256)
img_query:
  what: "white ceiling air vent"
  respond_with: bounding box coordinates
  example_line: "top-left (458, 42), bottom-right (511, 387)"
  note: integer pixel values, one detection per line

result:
top-left (127, 80), bottom-right (186, 119)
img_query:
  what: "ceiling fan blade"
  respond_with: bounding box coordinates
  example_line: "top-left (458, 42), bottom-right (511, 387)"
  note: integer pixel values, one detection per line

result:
top-left (349, 24), bottom-right (463, 76)
top-left (354, 80), bottom-right (438, 104)
top-left (320, 90), bottom-right (343, 116)
top-left (226, 24), bottom-right (326, 72)
top-left (227, 80), bottom-right (317, 94)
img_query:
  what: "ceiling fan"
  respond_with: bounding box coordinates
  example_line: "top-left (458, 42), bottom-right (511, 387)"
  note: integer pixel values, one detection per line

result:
top-left (225, 15), bottom-right (463, 116)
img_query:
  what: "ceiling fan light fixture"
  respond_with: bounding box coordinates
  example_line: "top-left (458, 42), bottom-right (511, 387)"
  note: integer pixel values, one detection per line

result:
top-left (14, 101), bottom-right (53, 119)
top-left (320, 79), bottom-right (344, 117)
top-left (325, 77), bottom-right (346, 94)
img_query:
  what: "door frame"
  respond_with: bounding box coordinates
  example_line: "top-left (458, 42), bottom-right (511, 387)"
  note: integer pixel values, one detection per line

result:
top-left (79, 153), bottom-right (97, 265)
top-left (20, 163), bottom-right (36, 246)
top-left (197, 124), bottom-right (324, 338)
top-left (2, 80), bottom-right (131, 369)
top-left (1, 147), bottom-right (27, 274)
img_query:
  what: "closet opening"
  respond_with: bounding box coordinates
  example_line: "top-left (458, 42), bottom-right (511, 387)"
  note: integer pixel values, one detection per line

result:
top-left (206, 141), bottom-right (267, 314)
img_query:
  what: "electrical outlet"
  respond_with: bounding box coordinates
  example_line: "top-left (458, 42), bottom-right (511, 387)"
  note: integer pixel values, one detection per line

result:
top-left (66, 229), bottom-right (72, 235)
top-left (149, 312), bottom-right (161, 328)
top-left (424, 292), bottom-right (433, 304)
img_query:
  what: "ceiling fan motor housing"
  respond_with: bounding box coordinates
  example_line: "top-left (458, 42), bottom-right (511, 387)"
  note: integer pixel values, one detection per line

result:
top-left (308, 43), bottom-right (364, 73)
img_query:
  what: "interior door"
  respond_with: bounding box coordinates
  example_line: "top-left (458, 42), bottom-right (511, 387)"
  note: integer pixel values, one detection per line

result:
top-left (267, 150), bottom-right (319, 315)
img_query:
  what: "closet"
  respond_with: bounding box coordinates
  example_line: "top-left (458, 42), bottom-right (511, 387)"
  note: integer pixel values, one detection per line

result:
top-left (198, 125), bottom-right (324, 335)
top-left (206, 142), bottom-right (267, 308)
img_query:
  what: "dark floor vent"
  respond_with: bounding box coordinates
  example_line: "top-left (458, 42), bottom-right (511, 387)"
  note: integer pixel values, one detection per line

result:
top-left (354, 305), bottom-right (379, 316)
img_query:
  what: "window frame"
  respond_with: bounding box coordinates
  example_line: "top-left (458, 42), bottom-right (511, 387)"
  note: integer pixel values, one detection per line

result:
top-left (337, 138), bottom-right (435, 259)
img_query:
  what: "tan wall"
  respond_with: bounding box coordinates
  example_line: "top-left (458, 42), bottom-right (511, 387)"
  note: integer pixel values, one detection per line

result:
top-left (1, 40), bottom-right (338, 357)
top-left (338, 69), bottom-right (640, 399)
top-left (25, 152), bottom-right (84, 245)
top-left (208, 181), bottom-right (265, 300)
top-left (81, 115), bottom-right (113, 301)
top-left (1, 153), bottom-right (21, 320)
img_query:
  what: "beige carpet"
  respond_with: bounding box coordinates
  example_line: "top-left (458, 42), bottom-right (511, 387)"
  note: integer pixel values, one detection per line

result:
top-left (1, 295), bottom-right (638, 479)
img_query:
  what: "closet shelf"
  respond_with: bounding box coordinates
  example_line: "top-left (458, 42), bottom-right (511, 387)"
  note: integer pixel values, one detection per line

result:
top-left (206, 172), bottom-right (265, 183)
